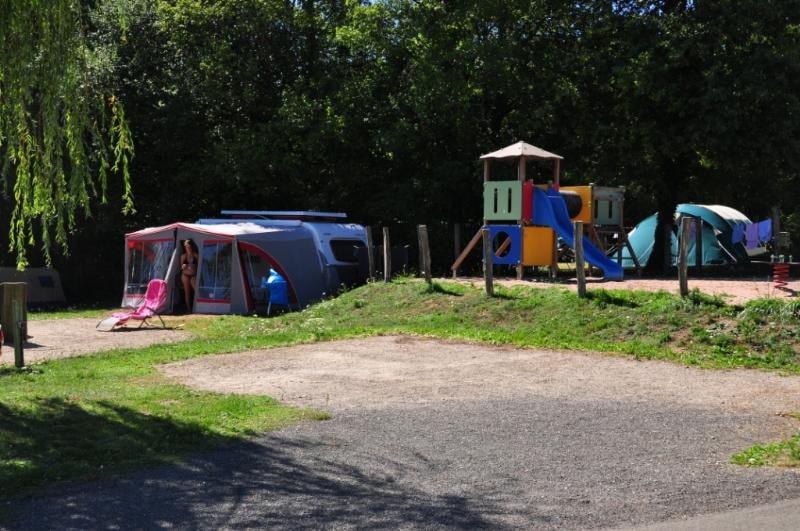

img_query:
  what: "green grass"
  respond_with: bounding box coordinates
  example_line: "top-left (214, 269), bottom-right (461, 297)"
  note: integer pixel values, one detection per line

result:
top-left (732, 433), bottom-right (800, 467)
top-left (0, 331), bottom-right (328, 505)
top-left (4, 277), bottom-right (800, 507)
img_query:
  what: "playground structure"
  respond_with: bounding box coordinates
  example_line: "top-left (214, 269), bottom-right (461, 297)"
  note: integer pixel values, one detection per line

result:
top-left (453, 141), bottom-right (637, 281)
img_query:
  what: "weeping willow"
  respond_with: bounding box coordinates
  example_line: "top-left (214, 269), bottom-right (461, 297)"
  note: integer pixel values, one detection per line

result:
top-left (0, 0), bottom-right (134, 267)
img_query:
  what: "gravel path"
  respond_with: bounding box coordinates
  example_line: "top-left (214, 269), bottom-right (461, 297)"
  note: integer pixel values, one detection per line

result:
top-left (5, 336), bottom-right (800, 529)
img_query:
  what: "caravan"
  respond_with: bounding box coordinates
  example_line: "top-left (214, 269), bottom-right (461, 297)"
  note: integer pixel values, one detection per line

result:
top-left (122, 212), bottom-right (368, 314)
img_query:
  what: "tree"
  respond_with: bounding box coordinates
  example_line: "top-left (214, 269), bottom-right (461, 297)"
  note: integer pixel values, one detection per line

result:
top-left (0, 0), bottom-right (134, 267)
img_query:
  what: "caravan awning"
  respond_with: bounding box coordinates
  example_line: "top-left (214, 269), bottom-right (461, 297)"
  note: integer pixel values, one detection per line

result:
top-left (126, 222), bottom-right (284, 239)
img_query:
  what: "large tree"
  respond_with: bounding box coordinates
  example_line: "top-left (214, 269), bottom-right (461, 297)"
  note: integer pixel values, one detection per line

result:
top-left (0, 0), bottom-right (134, 267)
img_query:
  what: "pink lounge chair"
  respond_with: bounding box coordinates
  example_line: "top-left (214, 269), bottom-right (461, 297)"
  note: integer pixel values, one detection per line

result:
top-left (97, 279), bottom-right (169, 331)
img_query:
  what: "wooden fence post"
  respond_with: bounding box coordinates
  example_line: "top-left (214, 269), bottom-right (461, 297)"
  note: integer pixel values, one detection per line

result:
top-left (383, 227), bottom-right (391, 282)
top-left (365, 226), bottom-right (376, 281)
top-left (417, 225), bottom-right (432, 284)
top-left (482, 228), bottom-right (494, 296)
top-left (679, 217), bottom-right (691, 296)
top-left (693, 215), bottom-right (702, 272)
top-left (12, 299), bottom-right (24, 368)
top-left (453, 223), bottom-right (461, 279)
top-left (574, 221), bottom-right (586, 298)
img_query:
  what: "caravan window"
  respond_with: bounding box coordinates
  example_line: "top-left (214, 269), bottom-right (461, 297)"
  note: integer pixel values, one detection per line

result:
top-left (198, 240), bottom-right (232, 302)
top-left (329, 239), bottom-right (365, 263)
top-left (126, 239), bottom-right (175, 299)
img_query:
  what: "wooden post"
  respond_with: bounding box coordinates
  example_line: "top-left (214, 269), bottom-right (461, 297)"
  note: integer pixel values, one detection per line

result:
top-left (694, 215), bottom-right (702, 272)
top-left (12, 299), bottom-right (24, 368)
top-left (553, 159), bottom-right (561, 187)
top-left (482, 228), bottom-right (494, 296)
top-left (772, 206), bottom-right (781, 239)
top-left (365, 226), bottom-right (376, 281)
top-left (679, 217), bottom-right (690, 297)
top-left (452, 223), bottom-right (461, 279)
top-left (574, 221), bottom-right (586, 298)
top-left (417, 225), bottom-right (432, 284)
top-left (452, 228), bottom-right (482, 275)
top-left (383, 227), bottom-right (391, 282)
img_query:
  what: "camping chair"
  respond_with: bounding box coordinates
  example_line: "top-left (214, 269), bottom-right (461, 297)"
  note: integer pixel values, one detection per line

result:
top-left (96, 279), bottom-right (169, 331)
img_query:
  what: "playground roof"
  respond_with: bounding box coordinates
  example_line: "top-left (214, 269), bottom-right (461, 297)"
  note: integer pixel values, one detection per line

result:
top-left (480, 141), bottom-right (563, 161)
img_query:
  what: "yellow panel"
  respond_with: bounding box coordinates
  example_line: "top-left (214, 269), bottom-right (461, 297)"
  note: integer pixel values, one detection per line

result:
top-left (560, 185), bottom-right (593, 223)
top-left (522, 227), bottom-right (556, 266)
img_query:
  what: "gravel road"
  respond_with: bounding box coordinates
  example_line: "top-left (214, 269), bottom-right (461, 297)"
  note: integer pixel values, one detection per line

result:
top-left (4, 336), bottom-right (800, 529)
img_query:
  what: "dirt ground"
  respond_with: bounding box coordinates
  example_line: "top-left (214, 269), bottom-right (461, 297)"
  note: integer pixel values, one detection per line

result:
top-left (159, 335), bottom-right (800, 437)
top-left (0, 317), bottom-right (191, 365)
top-left (448, 275), bottom-right (799, 305)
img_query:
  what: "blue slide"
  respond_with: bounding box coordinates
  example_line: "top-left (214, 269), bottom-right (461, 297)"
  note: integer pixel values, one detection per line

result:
top-left (532, 187), bottom-right (623, 280)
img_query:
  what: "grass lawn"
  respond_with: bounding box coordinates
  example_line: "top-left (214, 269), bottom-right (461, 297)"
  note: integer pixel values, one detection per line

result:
top-left (3, 277), bottom-right (800, 509)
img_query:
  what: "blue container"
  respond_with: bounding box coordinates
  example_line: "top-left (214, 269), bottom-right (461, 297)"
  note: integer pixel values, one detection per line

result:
top-left (267, 270), bottom-right (289, 305)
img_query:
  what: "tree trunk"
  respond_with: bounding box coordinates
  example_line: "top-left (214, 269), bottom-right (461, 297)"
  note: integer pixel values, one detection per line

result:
top-left (646, 193), bottom-right (678, 275)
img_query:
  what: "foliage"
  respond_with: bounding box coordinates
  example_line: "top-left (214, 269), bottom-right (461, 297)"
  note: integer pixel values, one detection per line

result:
top-left (0, 0), bottom-right (135, 267)
top-left (5, 0), bottom-right (800, 299)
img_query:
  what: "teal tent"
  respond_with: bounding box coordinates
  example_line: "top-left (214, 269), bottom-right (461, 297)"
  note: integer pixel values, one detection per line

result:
top-left (622, 204), bottom-right (752, 268)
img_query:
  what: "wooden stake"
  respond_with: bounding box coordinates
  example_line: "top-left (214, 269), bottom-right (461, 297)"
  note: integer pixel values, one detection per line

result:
top-left (679, 217), bottom-right (690, 296)
top-left (417, 225), bottom-right (432, 284)
top-left (13, 299), bottom-right (24, 368)
top-left (365, 226), bottom-right (376, 281)
top-left (452, 228), bottom-right (483, 275)
top-left (694, 215), bottom-right (702, 272)
top-left (574, 221), bottom-right (586, 298)
top-left (383, 227), bottom-right (391, 282)
top-left (452, 223), bottom-right (461, 278)
top-left (482, 228), bottom-right (494, 297)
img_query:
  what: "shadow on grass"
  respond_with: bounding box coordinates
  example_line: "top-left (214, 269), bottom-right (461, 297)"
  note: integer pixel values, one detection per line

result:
top-left (424, 281), bottom-right (465, 296)
top-left (0, 398), bottom-right (235, 501)
top-left (3, 424), bottom-right (505, 529)
top-left (585, 290), bottom-right (640, 308)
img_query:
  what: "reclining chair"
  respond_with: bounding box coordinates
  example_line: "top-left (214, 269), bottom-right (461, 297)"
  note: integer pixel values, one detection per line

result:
top-left (97, 279), bottom-right (169, 332)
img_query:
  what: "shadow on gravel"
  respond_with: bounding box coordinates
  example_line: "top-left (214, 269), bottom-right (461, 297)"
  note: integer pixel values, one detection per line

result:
top-left (7, 436), bottom-right (506, 530)
top-left (0, 399), bottom-right (235, 501)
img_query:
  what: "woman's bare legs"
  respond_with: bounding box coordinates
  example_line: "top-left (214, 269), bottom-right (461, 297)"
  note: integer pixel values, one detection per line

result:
top-left (181, 274), bottom-right (193, 311)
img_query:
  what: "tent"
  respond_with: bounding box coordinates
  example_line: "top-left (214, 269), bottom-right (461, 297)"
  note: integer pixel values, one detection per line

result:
top-left (621, 204), bottom-right (753, 268)
top-left (0, 267), bottom-right (66, 308)
top-left (123, 222), bottom-right (332, 314)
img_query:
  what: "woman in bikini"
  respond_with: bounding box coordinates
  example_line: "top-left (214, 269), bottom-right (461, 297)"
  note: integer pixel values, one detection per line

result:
top-left (180, 239), bottom-right (198, 312)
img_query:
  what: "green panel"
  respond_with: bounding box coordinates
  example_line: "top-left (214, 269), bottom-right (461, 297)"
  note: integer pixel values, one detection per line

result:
top-left (484, 181), bottom-right (522, 221)
top-left (593, 199), bottom-right (622, 225)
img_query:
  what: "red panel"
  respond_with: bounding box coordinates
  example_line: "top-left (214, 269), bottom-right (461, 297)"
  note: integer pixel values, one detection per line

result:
top-left (522, 181), bottom-right (533, 224)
